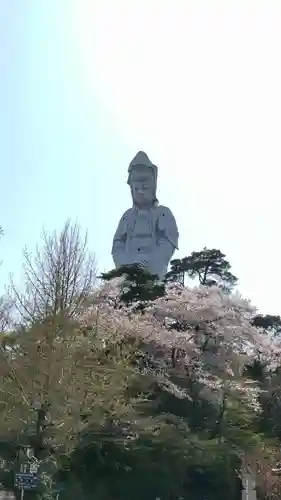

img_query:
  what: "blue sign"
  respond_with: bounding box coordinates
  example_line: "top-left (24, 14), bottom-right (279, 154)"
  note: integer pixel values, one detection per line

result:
top-left (14, 472), bottom-right (38, 490)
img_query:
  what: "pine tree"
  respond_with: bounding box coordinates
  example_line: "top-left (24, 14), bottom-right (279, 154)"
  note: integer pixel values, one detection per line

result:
top-left (166, 247), bottom-right (238, 291)
top-left (100, 265), bottom-right (165, 311)
top-left (252, 314), bottom-right (281, 336)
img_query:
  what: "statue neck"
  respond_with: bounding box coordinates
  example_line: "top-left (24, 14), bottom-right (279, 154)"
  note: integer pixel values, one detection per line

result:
top-left (132, 199), bottom-right (158, 210)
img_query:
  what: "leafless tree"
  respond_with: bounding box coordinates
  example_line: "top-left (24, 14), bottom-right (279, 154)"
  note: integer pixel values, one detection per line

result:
top-left (9, 219), bottom-right (96, 324)
top-left (0, 225), bottom-right (3, 268)
top-left (0, 227), bottom-right (12, 334)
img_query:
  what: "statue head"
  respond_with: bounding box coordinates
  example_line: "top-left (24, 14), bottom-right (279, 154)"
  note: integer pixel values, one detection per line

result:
top-left (127, 151), bottom-right (158, 208)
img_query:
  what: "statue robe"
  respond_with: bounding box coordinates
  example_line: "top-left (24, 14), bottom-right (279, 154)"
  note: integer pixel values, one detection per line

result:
top-left (112, 204), bottom-right (179, 280)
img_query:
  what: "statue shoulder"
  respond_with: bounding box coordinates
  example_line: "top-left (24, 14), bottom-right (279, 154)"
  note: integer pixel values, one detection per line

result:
top-left (119, 208), bottom-right (133, 222)
top-left (156, 205), bottom-right (176, 217)
top-left (113, 208), bottom-right (133, 239)
top-left (156, 205), bottom-right (179, 249)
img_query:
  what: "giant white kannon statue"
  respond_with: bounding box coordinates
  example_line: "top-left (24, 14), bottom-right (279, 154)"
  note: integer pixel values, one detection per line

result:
top-left (112, 151), bottom-right (179, 280)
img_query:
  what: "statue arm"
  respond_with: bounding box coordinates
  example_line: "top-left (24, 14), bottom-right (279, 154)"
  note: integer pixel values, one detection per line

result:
top-left (148, 207), bottom-right (179, 277)
top-left (111, 213), bottom-right (129, 267)
top-left (112, 239), bottom-right (127, 268)
top-left (157, 207), bottom-right (179, 249)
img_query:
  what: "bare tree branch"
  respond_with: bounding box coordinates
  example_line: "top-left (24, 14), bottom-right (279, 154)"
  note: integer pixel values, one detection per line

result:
top-left (9, 219), bottom-right (97, 324)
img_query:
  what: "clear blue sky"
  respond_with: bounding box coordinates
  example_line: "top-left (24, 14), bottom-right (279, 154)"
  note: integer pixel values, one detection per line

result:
top-left (1, 1), bottom-right (281, 315)
top-left (0, 1), bottom-right (133, 281)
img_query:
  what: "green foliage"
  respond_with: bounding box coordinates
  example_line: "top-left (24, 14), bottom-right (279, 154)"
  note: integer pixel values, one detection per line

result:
top-left (165, 257), bottom-right (186, 285)
top-left (54, 364), bottom-right (263, 499)
top-left (58, 427), bottom-right (245, 500)
top-left (258, 368), bottom-right (281, 440)
top-left (252, 314), bottom-right (281, 336)
top-left (2, 235), bottom-right (281, 499)
top-left (167, 247), bottom-right (238, 291)
top-left (244, 358), bottom-right (268, 383)
top-left (101, 265), bottom-right (165, 308)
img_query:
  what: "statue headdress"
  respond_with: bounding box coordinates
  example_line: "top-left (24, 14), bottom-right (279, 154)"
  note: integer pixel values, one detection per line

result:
top-left (127, 151), bottom-right (158, 185)
top-left (127, 151), bottom-right (158, 206)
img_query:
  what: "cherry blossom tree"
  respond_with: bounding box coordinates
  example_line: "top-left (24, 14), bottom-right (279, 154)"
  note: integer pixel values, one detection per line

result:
top-left (83, 281), bottom-right (276, 413)
top-left (1, 273), bottom-right (281, 499)
top-left (74, 279), bottom-right (281, 499)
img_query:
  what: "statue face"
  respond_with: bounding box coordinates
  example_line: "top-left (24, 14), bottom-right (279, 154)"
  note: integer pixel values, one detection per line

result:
top-left (130, 170), bottom-right (155, 207)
